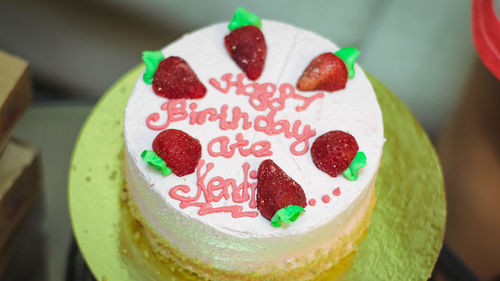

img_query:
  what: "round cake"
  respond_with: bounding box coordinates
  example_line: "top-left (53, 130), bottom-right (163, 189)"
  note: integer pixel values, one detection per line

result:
top-left (123, 13), bottom-right (385, 281)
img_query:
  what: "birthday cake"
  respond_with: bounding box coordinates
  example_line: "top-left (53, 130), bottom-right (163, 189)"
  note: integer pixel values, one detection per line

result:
top-left (122, 8), bottom-right (385, 281)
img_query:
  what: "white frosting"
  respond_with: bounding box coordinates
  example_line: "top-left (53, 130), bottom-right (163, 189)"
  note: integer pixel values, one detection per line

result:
top-left (124, 20), bottom-right (384, 272)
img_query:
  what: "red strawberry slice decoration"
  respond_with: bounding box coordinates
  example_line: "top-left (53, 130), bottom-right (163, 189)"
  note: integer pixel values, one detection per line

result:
top-left (297, 52), bottom-right (348, 92)
top-left (224, 25), bottom-right (267, 80)
top-left (152, 56), bottom-right (207, 99)
top-left (256, 159), bottom-right (306, 221)
top-left (152, 129), bottom-right (202, 177)
top-left (311, 130), bottom-right (359, 177)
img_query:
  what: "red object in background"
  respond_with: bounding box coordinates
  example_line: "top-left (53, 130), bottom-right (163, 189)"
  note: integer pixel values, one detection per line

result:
top-left (472, 0), bottom-right (500, 80)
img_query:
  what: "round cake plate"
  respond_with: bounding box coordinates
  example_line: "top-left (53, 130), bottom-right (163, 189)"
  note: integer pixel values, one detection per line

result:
top-left (69, 65), bottom-right (446, 281)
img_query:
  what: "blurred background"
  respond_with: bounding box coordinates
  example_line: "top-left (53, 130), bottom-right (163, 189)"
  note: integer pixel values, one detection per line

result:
top-left (0, 0), bottom-right (498, 280)
top-left (0, 0), bottom-right (479, 133)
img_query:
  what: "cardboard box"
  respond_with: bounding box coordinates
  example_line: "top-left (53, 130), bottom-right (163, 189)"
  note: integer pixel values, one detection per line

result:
top-left (0, 140), bottom-right (41, 255)
top-left (0, 209), bottom-right (30, 278)
top-left (0, 51), bottom-right (32, 154)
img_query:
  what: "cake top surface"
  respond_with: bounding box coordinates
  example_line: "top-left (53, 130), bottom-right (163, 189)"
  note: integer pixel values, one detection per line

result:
top-left (124, 20), bottom-right (385, 238)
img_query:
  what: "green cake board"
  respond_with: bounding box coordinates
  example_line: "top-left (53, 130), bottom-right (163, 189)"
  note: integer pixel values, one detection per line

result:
top-left (68, 65), bottom-right (446, 281)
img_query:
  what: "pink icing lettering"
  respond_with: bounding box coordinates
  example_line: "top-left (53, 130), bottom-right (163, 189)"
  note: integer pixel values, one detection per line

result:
top-left (189, 105), bottom-right (250, 131)
top-left (278, 83), bottom-right (325, 112)
top-left (251, 141), bottom-right (273, 157)
top-left (147, 73), bottom-right (331, 219)
top-left (198, 205), bottom-right (258, 218)
top-left (169, 161), bottom-right (213, 203)
top-left (208, 105), bottom-right (230, 130)
top-left (209, 73), bottom-right (324, 112)
top-left (229, 133), bottom-right (252, 157)
top-left (254, 110), bottom-right (275, 135)
top-left (169, 160), bottom-right (259, 218)
top-left (248, 181), bottom-right (257, 209)
top-left (169, 185), bottom-right (195, 202)
top-left (192, 107), bottom-right (217, 125)
top-left (229, 162), bottom-right (250, 203)
top-left (207, 136), bottom-right (231, 158)
top-left (268, 84), bottom-right (288, 111)
top-left (290, 123), bottom-right (316, 156)
top-left (228, 107), bottom-right (252, 130)
top-left (195, 160), bottom-right (215, 202)
top-left (270, 118), bottom-right (291, 136)
top-left (145, 101), bottom-right (315, 156)
top-left (295, 92), bottom-right (324, 112)
top-left (244, 82), bottom-right (275, 111)
top-left (168, 160), bottom-right (214, 202)
top-left (207, 176), bottom-right (230, 202)
top-left (209, 73), bottom-right (245, 94)
top-left (188, 103), bottom-right (199, 125)
top-left (207, 134), bottom-right (272, 158)
top-left (254, 110), bottom-right (316, 156)
top-left (146, 99), bottom-right (188, 130)
top-left (145, 74), bottom-right (319, 156)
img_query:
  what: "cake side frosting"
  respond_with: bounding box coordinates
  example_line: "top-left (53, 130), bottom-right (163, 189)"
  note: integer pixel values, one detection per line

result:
top-left (121, 176), bottom-right (377, 280)
top-left (123, 20), bottom-right (384, 272)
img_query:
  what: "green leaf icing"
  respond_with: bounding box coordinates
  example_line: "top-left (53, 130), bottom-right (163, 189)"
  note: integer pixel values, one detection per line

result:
top-left (335, 47), bottom-right (361, 79)
top-left (228, 7), bottom-right (262, 31)
top-left (343, 152), bottom-right (367, 181)
top-left (141, 150), bottom-right (172, 176)
top-left (271, 205), bottom-right (305, 227)
top-left (142, 50), bottom-right (165, 85)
